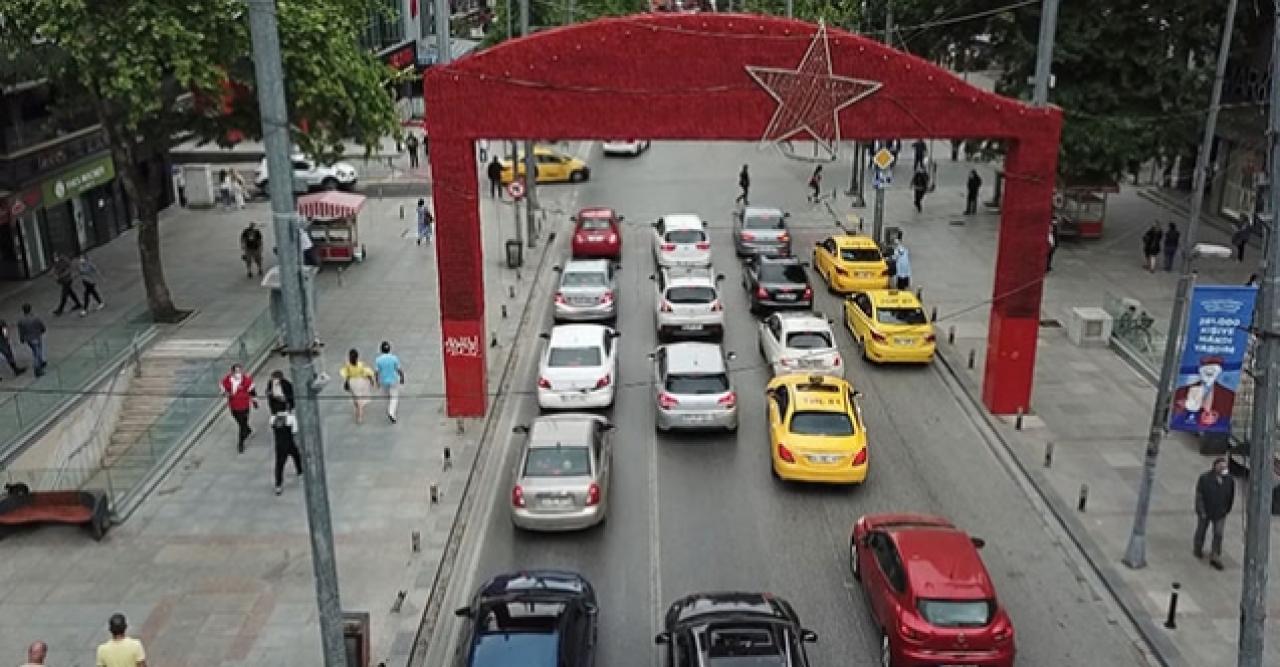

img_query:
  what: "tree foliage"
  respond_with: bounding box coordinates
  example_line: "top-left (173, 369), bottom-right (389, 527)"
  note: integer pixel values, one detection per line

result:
top-left (0, 0), bottom-right (401, 320)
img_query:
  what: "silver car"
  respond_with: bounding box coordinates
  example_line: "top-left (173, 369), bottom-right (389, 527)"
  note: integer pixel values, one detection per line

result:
top-left (651, 342), bottom-right (738, 432)
top-left (651, 267), bottom-right (726, 341)
top-left (510, 414), bottom-right (613, 531)
top-left (652, 214), bottom-right (712, 268)
top-left (758, 311), bottom-right (844, 377)
top-left (554, 259), bottom-right (618, 322)
top-left (734, 206), bottom-right (792, 257)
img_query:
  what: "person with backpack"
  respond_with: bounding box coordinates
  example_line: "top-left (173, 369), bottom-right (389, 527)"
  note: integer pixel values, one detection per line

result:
top-left (807, 165), bottom-right (823, 202)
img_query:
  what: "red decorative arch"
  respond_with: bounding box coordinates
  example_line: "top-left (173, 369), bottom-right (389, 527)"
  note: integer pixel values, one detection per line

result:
top-left (425, 14), bottom-right (1062, 417)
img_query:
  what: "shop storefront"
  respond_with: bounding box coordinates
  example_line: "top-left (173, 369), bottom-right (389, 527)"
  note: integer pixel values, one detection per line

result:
top-left (1216, 139), bottom-right (1265, 222)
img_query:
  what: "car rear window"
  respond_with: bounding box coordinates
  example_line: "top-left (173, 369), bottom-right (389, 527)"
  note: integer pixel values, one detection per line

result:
top-left (876, 307), bottom-right (928, 325)
top-left (562, 271), bottom-right (608, 287)
top-left (666, 229), bottom-right (706, 244)
top-left (665, 373), bottom-right (729, 394)
top-left (840, 248), bottom-right (883, 262)
top-left (666, 286), bottom-right (717, 304)
top-left (579, 218), bottom-right (612, 230)
top-left (744, 213), bottom-right (785, 230)
top-left (523, 447), bottom-right (592, 477)
top-left (786, 331), bottom-right (831, 349)
top-left (548, 346), bottom-right (601, 367)
top-left (759, 264), bottom-right (808, 283)
top-left (789, 411), bottom-right (855, 435)
top-left (917, 599), bottom-right (994, 628)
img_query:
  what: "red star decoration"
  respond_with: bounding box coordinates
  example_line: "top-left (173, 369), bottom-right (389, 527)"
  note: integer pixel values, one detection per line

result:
top-left (746, 23), bottom-right (881, 157)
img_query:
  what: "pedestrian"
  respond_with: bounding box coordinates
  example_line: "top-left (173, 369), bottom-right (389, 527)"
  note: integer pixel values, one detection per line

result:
top-left (1162, 222), bottom-right (1180, 271)
top-left (1046, 219), bottom-right (1059, 272)
top-left (1193, 457), bottom-right (1235, 570)
top-left (891, 233), bottom-right (911, 290)
top-left (888, 138), bottom-right (901, 162)
top-left (912, 139), bottom-right (927, 172)
top-left (1246, 273), bottom-right (1259, 287)
top-left (265, 370), bottom-right (302, 495)
top-left (964, 169), bottom-right (982, 215)
top-left (1141, 221), bottom-right (1162, 272)
top-left (477, 138), bottom-right (490, 164)
top-left (807, 165), bottom-right (822, 202)
top-left (416, 199), bottom-right (434, 246)
top-left (1232, 218), bottom-right (1251, 262)
top-left (231, 169), bottom-right (247, 209)
top-left (487, 157), bottom-right (503, 199)
top-left (736, 164), bottom-right (750, 205)
top-left (911, 168), bottom-right (929, 212)
top-left (175, 168), bottom-right (188, 207)
top-left (219, 363), bottom-right (257, 453)
top-left (422, 133), bottom-right (430, 158)
top-left (218, 169), bottom-right (233, 210)
top-left (95, 613), bottom-right (146, 667)
top-left (17, 304), bottom-right (46, 377)
top-left (340, 348), bottom-right (376, 424)
top-left (50, 253), bottom-right (85, 317)
top-left (77, 252), bottom-right (106, 311)
top-left (0, 319), bottom-right (26, 378)
top-left (299, 222), bottom-right (317, 266)
top-left (20, 639), bottom-right (47, 666)
top-left (241, 221), bottom-right (264, 278)
top-left (406, 132), bottom-right (421, 169)
top-left (375, 341), bottom-right (405, 424)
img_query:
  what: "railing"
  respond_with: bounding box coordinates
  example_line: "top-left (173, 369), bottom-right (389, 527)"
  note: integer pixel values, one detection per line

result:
top-left (0, 307), bottom-right (155, 461)
top-left (1103, 293), bottom-right (1169, 378)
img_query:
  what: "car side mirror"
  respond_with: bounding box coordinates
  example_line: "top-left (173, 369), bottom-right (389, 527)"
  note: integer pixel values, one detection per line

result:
top-left (784, 212), bottom-right (792, 219)
top-left (539, 333), bottom-right (550, 339)
top-left (716, 274), bottom-right (725, 282)
top-left (800, 629), bottom-right (818, 643)
top-left (649, 274), bottom-right (656, 280)
top-left (654, 632), bottom-right (671, 645)
top-left (971, 537), bottom-right (987, 549)
top-left (552, 265), bottom-right (562, 272)
top-left (853, 391), bottom-right (864, 398)
top-left (609, 331), bottom-right (621, 338)
top-left (726, 351), bottom-right (738, 360)
top-left (814, 241), bottom-right (822, 247)
top-left (585, 603), bottom-right (599, 615)
top-left (602, 423), bottom-right (617, 431)
top-left (513, 424), bottom-right (529, 433)
top-left (614, 263), bottom-right (622, 271)
top-left (570, 216), bottom-right (579, 222)
top-left (651, 220), bottom-right (660, 228)
top-left (618, 215), bottom-right (626, 222)
top-left (454, 606), bottom-right (473, 618)
top-left (801, 261), bottom-right (810, 268)
top-left (647, 352), bottom-right (656, 360)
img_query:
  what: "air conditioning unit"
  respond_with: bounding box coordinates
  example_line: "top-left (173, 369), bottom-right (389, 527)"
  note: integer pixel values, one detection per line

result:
top-left (1067, 306), bottom-right (1112, 347)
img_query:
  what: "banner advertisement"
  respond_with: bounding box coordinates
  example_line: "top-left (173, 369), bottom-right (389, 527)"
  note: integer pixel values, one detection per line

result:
top-left (1169, 285), bottom-right (1259, 434)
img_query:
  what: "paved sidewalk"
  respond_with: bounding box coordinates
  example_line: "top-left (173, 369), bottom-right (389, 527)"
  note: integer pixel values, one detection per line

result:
top-left (863, 150), bottom-right (1277, 666)
top-left (0, 145), bottom-right (577, 666)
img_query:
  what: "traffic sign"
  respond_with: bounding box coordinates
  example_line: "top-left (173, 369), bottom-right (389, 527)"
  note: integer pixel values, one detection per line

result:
top-left (507, 180), bottom-right (526, 199)
top-left (872, 167), bottom-right (892, 190)
top-left (872, 148), bottom-right (895, 171)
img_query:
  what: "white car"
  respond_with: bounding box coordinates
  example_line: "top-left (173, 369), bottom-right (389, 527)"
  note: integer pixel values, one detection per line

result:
top-left (254, 154), bottom-right (358, 193)
top-left (758, 311), bottom-right (844, 377)
top-left (537, 324), bottom-right (620, 410)
top-left (602, 139), bottom-right (651, 156)
top-left (652, 214), bottom-right (712, 268)
top-left (651, 266), bottom-right (726, 341)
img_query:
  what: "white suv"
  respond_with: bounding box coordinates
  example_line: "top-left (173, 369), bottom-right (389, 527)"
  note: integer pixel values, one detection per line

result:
top-left (651, 266), bottom-right (726, 341)
top-left (254, 155), bottom-right (358, 193)
top-left (651, 214), bottom-right (712, 268)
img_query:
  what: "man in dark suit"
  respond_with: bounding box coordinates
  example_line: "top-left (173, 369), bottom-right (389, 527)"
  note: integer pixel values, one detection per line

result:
top-left (1194, 457), bottom-right (1235, 570)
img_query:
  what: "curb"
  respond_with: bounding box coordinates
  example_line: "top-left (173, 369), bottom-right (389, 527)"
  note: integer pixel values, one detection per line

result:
top-left (934, 342), bottom-right (1189, 667)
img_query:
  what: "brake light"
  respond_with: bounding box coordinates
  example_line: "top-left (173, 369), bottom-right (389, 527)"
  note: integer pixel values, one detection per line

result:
top-left (538, 377), bottom-right (551, 389)
top-left (833, 355), bottom-right (842, 366)
top-left (511, 485), bottom-right (525, 507)
top-left (853, 448), bottom-right (867, 465)
top-left (778, 232), bottom-right (790, 242)
top-left (834, 266), bottom-right (849, 276)
top-left (802, 286), bottom-right (813, 299)
top-left (586, 483), bottom-right (602, 506)
top-left (607, 233), bottom-right (618, 244)
top-left (661, 243), bottom-right (676, 251)
top-left (925, 333), bottom-right (936, 343)
top-left (717, 392), bottom-right (737, 408)
top-left (780, 358), bottom-right (797, 367)
top-left (711, 300), bottom-right (723, 312)
top-left (880, 269), bottom-right (890, 276)
top-left (870, 331), bottom-right (887, 343)
top-left (741, 232), bottom-right (756, 241)
top-left (993, 627), bottom-right (1012, 643)
top-left (660, 301), bottom-right (673, 313)
top-left (756, 286), bottom-right (768, 299)
top-left (899, 622), bottom-right (925, 643)
top-left (554, 292), bottom-right (566, 305)
top-left (600, 290), bottom-right (614, 304)
top-left (658, 392), bottom-right (679, 410)
top-left (695, 242), bottom-right (710, 250)
top-left (777, 443), bottom-right (795, 463)
top-left (594, 373), bottom-right (612, 389)
top-left (574, 234), bottom-right (586, 245)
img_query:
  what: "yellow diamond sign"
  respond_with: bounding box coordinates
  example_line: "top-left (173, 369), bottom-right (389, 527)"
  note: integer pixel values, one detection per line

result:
top-left (872, 148), bottom-right (895, 170)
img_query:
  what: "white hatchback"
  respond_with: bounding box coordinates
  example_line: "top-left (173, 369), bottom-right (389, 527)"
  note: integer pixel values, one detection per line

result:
top-left (652, 214), bottom-right (712, 268)
top-left (537, 324), bottom-right (620, 410)
top-left (758, 311), bottom-right (844, 377)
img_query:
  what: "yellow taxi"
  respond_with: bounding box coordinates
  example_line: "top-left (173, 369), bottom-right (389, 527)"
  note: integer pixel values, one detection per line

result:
top-left (812, 235), bottom-right (891, 293)
top-left (844, 289), bottom-right (937, 363)
top-left (766, 374), bottom-right (868, 484)
top-left (500, 146), bottom-right (591, 184)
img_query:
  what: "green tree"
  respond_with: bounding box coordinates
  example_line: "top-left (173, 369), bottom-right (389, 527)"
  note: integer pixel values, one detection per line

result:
top-left (0, 0), bottom-right (400, 321)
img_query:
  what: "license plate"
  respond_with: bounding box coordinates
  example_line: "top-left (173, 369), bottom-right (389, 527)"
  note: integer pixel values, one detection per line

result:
top-left (681, 324), bottom-right (703, 331)
top-left (571, 298), bottom-right (596, 306)
top-left (587, 236), bottom-right (604, 242)
top-left (541, 496), bottom-right (573, 508)
top-left (775, 293), bottom-right (797, 301)
top-left (894, 337), bottom-right (915, 346)
top-left (857, 272), bottom-right (872, 278)
top-left (807, 454), bottom-right (841, 464)
top-left (684, 414), bottom-right (712, 423)
top-left (561, 392), bottom-right (587, 401)
top-left (940, 664), bottom-right (978, 667)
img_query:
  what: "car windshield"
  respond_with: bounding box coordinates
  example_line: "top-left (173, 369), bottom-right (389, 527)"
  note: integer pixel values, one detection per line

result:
top-left (548, 346), bottom-right (602, 367)
top-left (789, 411), bottom-right (855, 435)
top-left (917, 599), bottom-right (994, 628)
top-left (667, 286), bottom-right (717, 304)
top-left (877, 307), bottom-right (928, 325)
top-left (478, 599), bottom-right (569, 633)
top-left (758, 264), bottom-right (807, 283)
top-left (562, 271), bottom-right (608, 288)
top-left (523, 447), bottom-right (592, 477)
top-left (840, 248), bottom-right (883, 262)
top-left (579, 218), bottom-right (613, 231)
top-left (786, 331), bottom-right (831, 349)
top-left (473, 633), bottom-right (559, 666)
top-left (744, 213), bottom-right (785, 230)
top-left (666, 373), bottom-right (729, 394)
top-left (704, 626), bottom-right (788, 666)
top-left (666, 229), bottom-right (706, 244)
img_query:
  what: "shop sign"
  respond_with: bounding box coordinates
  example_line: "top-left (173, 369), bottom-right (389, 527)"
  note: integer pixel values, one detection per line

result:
top-left (42, 155), bottom-right (116, 207)
top-left (5, 186), bottom-right (43, 224)
top-left (378, 40), bottom-right (417, 70)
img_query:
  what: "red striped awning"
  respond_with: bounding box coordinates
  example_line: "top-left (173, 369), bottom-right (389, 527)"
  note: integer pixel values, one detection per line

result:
top-left (296, 192), bottom-right (367, 220)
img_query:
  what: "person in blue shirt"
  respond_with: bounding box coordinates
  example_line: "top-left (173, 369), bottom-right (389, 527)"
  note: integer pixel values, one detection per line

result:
top-left (892, 232), bottom-right (912, 290)
top-left (374, 341), bottom-right (405, 423)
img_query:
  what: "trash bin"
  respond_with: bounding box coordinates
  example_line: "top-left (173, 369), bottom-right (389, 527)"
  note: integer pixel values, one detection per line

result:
top-left (506, 239), bottom-right (524, 268)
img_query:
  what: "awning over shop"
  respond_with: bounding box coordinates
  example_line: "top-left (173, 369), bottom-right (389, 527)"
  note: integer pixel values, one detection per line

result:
top-left (297, 192), bottom-right (366, 220)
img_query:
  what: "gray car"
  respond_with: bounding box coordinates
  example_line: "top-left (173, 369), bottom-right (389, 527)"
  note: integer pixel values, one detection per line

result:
top-left (651, 342), bottom-right (738, 432)
top-left (553, 259), bottom-right (618, 322)
top-left (510, 414), bottom-right (614, 531)
top-left (652, 266), bottom-right (726, 341)
top-left (734, 206), bottom-right (792, 257)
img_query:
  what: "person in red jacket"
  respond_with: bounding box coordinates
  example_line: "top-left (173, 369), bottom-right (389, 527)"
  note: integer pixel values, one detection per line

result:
top-left (219, 363), bottom-right (258, 453)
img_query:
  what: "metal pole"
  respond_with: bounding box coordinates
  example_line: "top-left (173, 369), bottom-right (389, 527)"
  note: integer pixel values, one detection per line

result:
top-left (505, 0), bottom-right (512, 39)
top-left (524, 139), bottom-right (538, 248)
top-left (1239, 5), bottom-right (1280, 663)
top-left (510, 141), bottom-right (522, 246)
top-left (785, 0), bottom-right (793, 19)
top-left (567, 0), bottom-right (574, 24)
top-left (884, 0), bottom-right (893, 45)
top-left (846, 143), bottom-right (866, 207)
top-left (872, 183), bottom-right (885, 245)
top-left (434, 0), bottom-right (451, 64)
top-left (1031, 0), bottom-right (1059, 106)
top-left (520, 0), bottom-right (529, 36)
top-left (245, 2), bottom-right (346, 666)
top-left (1122, 0), bottom-right (1238, 570)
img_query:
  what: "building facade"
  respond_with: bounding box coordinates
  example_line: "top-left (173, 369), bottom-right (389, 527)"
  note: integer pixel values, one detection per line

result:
top-left (1206, 10), bottom-right (1271, 223)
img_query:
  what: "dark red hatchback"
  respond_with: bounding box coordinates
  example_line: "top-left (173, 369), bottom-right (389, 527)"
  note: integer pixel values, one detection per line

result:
top-left (571, 207), bottom-right (623, 259)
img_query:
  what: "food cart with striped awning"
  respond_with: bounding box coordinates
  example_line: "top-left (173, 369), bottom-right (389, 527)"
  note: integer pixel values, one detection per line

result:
top-left (296, 191), bottom-right (367, 263)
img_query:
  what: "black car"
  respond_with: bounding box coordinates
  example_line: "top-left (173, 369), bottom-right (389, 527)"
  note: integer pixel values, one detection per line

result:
top-left (743, 255), bottom-right (813, 315)
top-left (655, 591), bottom-right (818, 667)
top-left (455, 570), bottom-right (598, 667)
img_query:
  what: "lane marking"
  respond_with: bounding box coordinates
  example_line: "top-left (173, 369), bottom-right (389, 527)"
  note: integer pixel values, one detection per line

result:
top-left (649, 392), bottom-right (664, 667)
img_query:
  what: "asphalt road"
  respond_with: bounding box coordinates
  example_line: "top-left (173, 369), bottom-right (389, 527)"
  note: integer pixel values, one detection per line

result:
top-left (455, 141), bottom-right (1154, 666)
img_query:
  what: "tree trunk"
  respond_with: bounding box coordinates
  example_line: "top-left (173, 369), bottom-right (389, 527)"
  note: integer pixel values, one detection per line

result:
top-left (114, 148), bottom-right (183, 322)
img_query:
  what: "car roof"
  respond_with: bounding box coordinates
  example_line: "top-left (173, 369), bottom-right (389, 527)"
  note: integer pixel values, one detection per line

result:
top-left (547, 324), bottom-right (609, 348)
top-left (527, 415), bottom-right (603, 449)
top-left (478, 569), bottom-right (593, 600)
top-left (756, 254), bottom-right (803, 266)
top-left (866, 289), bottom-right (922, 308)
top-left (743, 206), bottom-right (785, 217)
top-left (663, 267), bottom-right (717, 288)
top-left (889, 527), bottom-right (996, 599)
top-left (563, 259), bottom-right (611, 273)
top-left (663, 343), bottom-right (727, 374)
top-left (668, 592), bottom-right (791, 627)
top-left (577, 207), bottom-right (617, 219)
top-left (661, 214), bottom-right (704, 229)
top-left (773, 312), bottom-right (831, 331)
top-left (772, 374), bottom-right (851, 412)
top-left (833, 235), bottom-right (880, 248)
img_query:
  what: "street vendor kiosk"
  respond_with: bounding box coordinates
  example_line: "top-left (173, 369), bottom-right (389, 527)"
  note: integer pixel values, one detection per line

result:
top-left (1053, 181), bottom-right (1118, 240)
top-left (296, 191), bottom-right (367, 263)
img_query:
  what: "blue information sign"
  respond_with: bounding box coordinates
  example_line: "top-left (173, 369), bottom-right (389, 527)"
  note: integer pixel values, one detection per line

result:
top-left (1169, 285), bottom-right (1258, 434)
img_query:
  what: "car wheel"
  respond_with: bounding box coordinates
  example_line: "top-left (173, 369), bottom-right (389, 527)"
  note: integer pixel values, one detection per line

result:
top-left (880, 632), bottom-right (894, 667)
top-left (569, 170), bottom-right (587, 183)
top-left (321, 177), bottom-right (338, 191)
top-left (849, 537), bottom-right (861, 581)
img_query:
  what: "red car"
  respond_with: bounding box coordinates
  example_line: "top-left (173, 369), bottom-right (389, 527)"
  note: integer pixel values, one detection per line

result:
top-left (850, 513), bottom-right (1016, 667)
top-left (571, 207), bottom-right (623, 259)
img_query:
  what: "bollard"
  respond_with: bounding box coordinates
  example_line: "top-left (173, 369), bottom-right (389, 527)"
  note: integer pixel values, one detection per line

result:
top-left (501, 304), bottom-right (508, 319)
top-left (399, 204), bottom-right (405, 220)
top-left (491, 333), bottom-right (499, 348)
top-left (1077, 484), bottom-right (1089, 512)
top-left (1044, 441), bottom-right (1055, 468)
top-left (456, 418), bottom-right (465, 435)
top-left (915, 287), bottom-right (923, 300)
top-left (443, 447), bottom-right (453, 471)
top-left (391, 590), bottom-right (407, 613)
top-left (948, 326), bottom-right (955, 344)
top-left (508, 285), bottom-right (516, 299)
top-left (967, 349), bottom-right (976, 369)
top-left (411, 531), bottom-right (421, 552)
top-left (430, 483), bottom-right (440, 504)
top-left (1015, 408), bottom-right (1024, 431)
top-left (1164, 582), bottom-right (1181, 629)
top-left (516, 270), bottom-right (523, 283)
top-left (931, 307), bottom-right (938, 323)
